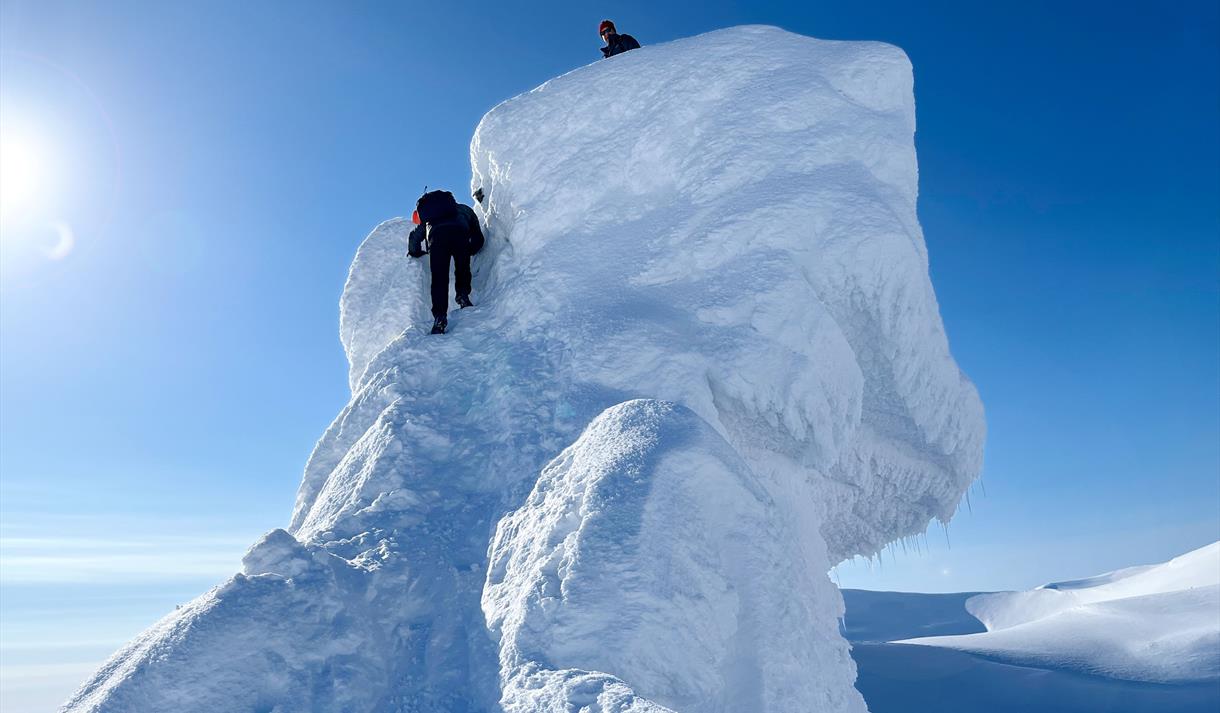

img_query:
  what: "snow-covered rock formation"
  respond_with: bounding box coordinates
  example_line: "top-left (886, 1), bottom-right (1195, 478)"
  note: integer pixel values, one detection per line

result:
top-left (901, 542), bottom-right (1220, 683)
top-left (62, 25), bottom-right (984, 713)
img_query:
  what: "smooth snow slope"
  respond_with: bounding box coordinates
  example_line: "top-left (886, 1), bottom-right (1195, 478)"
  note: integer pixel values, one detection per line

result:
top-left (901, 542), bottom-right (1220, 683)
top-left (62, 26), bottom-right (983, 713)
top-left (842, 583), bottom-right (1220, 713)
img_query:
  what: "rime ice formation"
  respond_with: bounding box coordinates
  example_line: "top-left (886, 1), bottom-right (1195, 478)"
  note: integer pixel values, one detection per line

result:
top-left (62, 25), bottom-right (984, 713)
top-left (484, 400), bottom-right (862, 711)
top-left (901, 542), bottom-right (1220, 683)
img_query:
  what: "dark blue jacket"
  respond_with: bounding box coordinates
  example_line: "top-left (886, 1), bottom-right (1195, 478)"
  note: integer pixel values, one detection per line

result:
top-left (601, 33), bottom-right (640, 58)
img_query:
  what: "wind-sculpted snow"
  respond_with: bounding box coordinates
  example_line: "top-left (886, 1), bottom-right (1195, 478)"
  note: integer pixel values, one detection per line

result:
top-left (901, 542), bottom-right (1220, 683)
top-left (485, 400), bottom-right (864, 712)
top-left (62, 25), bottom-right (982, 713)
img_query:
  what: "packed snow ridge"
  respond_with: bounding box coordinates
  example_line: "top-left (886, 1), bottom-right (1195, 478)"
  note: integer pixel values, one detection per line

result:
top-left (62, 25), bottom-right (984, 713)
top-left (901, 541), bottom-right (1220, 683)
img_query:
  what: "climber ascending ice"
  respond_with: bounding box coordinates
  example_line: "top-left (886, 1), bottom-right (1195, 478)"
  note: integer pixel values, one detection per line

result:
top-left (407, 189), bottom-right (485, 334)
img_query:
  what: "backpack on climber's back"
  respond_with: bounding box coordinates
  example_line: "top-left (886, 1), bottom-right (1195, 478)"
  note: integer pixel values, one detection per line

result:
top-left (416, 190), bottom-right (459, 224)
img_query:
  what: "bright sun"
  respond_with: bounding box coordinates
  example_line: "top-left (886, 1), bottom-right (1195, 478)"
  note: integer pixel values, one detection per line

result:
top-left (0, 130), bottom-right (48, 217)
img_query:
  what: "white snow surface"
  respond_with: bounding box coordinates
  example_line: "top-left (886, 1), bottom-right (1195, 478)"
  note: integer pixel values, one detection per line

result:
top-left (901, 542), bottom-right (1220, 683)
top-left (61, 26), bottom-right (983, 713)
top-left (484, 400), bottom-right (862, 712)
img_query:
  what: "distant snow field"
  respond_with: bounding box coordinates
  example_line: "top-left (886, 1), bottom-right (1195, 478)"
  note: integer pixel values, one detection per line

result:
top-left (900, 542), bottom-right (1220, 683)
top-left (60, 25), bottom-right (989, 713)
top-left (843, 542), bottom-right (1220, 713)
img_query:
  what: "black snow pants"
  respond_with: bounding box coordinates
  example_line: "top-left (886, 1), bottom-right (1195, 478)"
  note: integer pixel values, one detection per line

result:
top-left (428, 223), bottom-right (471, 319)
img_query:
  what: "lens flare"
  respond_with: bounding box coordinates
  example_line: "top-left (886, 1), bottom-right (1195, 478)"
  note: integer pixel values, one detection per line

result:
top-left (45, 220), bottom-right (75, 260)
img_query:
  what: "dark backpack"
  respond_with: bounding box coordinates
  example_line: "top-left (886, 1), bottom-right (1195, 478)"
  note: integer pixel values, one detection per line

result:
top-left (416, 190), bottom-right (459, 224)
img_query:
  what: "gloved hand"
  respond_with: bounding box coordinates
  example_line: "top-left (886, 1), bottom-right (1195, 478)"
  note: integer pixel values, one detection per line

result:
top-left (408, 248), bottom-right (426, 258)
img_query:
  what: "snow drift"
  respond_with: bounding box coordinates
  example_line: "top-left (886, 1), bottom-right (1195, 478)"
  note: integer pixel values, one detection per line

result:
top-left (900, 542), bottom-right (1220, 683)
top-left (62, 25), bottom-right (984, 713)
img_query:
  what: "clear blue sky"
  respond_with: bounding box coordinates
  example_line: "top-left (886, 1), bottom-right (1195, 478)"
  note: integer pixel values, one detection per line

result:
top-left (1, 0), bottom-right (1217, 706)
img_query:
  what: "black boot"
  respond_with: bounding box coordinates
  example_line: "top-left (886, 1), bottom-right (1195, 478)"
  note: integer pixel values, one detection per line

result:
top-left (456, 294), bottom-right (473, 309)
top-left (430, 316), bottom-right (447, 335)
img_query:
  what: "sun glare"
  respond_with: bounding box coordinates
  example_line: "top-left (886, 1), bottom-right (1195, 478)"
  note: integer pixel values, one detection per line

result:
top-left (0, 129), bottom-right (49, 218)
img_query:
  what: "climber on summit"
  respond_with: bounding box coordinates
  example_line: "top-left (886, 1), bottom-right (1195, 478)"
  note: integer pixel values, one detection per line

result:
top-left (407, 189), bottom-right (485, 335)
top-left (599, 20), bottom-right (640, 59)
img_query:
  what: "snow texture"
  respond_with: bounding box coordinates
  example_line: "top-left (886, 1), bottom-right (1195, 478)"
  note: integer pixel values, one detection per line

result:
top-left (901, 542), bottom-right (1220, 683)
top-left (484, 400), bottom-right (861, 712)
top-left (841, 578), bottom-right (1220, 713)
top-left (61, 25), bottom-right (983, 713)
